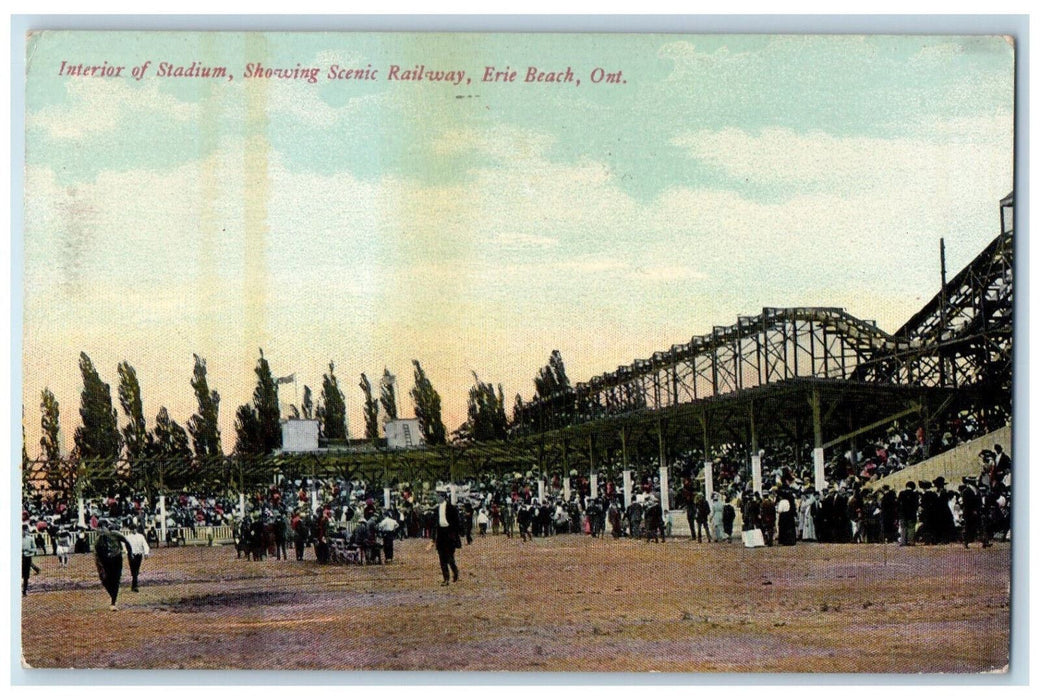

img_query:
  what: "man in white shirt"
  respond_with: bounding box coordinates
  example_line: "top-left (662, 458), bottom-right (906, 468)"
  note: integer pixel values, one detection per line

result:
top-left (124, 526), bottom-right (151, 592)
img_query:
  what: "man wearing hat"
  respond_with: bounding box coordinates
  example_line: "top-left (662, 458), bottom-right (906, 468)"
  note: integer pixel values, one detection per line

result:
top-left (644, 495), bottom-right (664, 543)
top-left (933, 476), bottom-right (956, 544)
top-left (880, 485), bottom-right (898, 544)
top-left (897, 481), bottom-right (920, 546)
top-left (959, 477), bottom-right (982, 548)
top-left (918, 480), bottom-right (937, 544)
top-left (432, 490), bottom-right (462, 586)
top-left (94, 520), bottom-right (133, 610)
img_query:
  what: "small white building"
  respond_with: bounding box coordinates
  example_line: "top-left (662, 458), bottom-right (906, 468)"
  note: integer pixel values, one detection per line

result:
top-left (385, 418), bottom-right (425, 450)
top-left (281, 419), bottom-right (320, 452)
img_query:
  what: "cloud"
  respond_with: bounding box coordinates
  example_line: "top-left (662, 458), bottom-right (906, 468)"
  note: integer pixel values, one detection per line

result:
top-left (670, 114), bottom-right (1013, 196)
top-left (28, 78), bottom-right (199, 141)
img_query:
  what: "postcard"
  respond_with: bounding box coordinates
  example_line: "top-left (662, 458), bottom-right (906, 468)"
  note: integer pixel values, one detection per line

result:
top-left (20, 30), bottom-right (1014, 673)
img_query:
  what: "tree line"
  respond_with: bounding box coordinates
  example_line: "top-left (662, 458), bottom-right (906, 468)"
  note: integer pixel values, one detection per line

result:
top-left (29, 349), bottom-right (572, 482)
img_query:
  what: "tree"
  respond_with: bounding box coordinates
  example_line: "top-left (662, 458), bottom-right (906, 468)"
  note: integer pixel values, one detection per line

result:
top-left (301, 385), bottom-right (314, 420)
top-left (40, 388), bottom-right (74, 501)
top-left (152, 406), bottom-right (192, 462)
top-left (359, 373), bottom-right (380, 440)
top-left (513, 393), bottom-right (525, 423)
top-left (535, 349), bottom-right (571, 398)
top-left (317, 362), bottom-right (347, 439)
top-left (465, 373), bottom-right (508, 442)
top-left (235, 349), bottom-right (281, 456)
top-left (410, 360), bottom-right (446, 445)
top-left (234, 403), bottom-right (265, 455)
top-left (150, 406), bottom-right (192, 490)
top-left (380, 368), bottom-right (398, 422)
top-left (188, 354), bottom-right (222, 460)
top-left (73, 352), bottom-right (122, 463)
top-left (117, 361), bottom-right (148, 464)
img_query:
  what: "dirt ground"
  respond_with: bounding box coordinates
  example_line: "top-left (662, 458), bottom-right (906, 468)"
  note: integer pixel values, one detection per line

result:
top-left (20, 534), bottom-right (1010, 673)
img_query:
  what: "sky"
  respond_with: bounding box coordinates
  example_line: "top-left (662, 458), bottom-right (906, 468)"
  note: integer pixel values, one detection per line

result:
top-left (21, 31), bottom-right (1015, 455)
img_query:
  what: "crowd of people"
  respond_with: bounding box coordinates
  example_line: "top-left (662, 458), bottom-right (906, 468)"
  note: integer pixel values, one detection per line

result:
top-left (19, 412), bottom-right (1012, 607)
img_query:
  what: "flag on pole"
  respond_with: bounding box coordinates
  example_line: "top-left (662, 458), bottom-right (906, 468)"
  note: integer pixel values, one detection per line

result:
top-left (276, 373), bottom-right (295, 385)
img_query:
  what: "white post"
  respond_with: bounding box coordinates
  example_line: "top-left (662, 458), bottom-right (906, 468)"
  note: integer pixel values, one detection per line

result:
top-left (449, 484), bottom-right (457, 506)
top-left (752, 453), bottom-right (763, 494)
top-left (537, 479), bottom-right (545, 503)
top-left (623, 470), bottom-right (633, 508)
top-left (563, 477), bottom-right (571, 502)
top-left (813, 447), bottom-right (826, 492)
top-left (703, 460), bottom-right (714, 501)
top-left (77, 497), bottom-right (86, 528)
top-left (310, 485), bottom-right (319, 515)
top-left (590, 472), bottom-right (598, 499)
top-left (238, 493), bottom-right (246, 519)
top-left (659, 466), bottom-right (670, 512)
top-left (383, 486), bottom-right (391, 509)
top-left (159, 495), bottom-right (167, 544)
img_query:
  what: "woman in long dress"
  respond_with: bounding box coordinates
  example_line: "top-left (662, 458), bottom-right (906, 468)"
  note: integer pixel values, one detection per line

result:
top-left (799, 488), bottom-right (818, 541)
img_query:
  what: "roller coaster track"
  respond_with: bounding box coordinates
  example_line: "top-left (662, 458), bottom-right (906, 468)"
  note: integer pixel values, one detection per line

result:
top-left (513, 193), bottom-right (1014, 435)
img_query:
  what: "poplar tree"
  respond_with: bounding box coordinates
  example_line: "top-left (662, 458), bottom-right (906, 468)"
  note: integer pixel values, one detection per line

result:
top-left (73, 352), bottom-right (122, 462)
top-left (234, 349), bottom-right (281, 455)
top-left (466, 373), bottom-right (508, 442)
top-left (318, 362), bottom-right (347, 439)
top-left (40, 388), bottom-right (74, 501)
top-left (379, 368), bottom-right (398, 421)
top-left (117, 361), bottom-right (148, 464)
top-left (188, 354), bottom-right (223, 459)
top-left (534, 349), bottom-right (571, 398)
top-left (359, 373), bottom-right (380, 440)
top-left (152, 406), bottom-right (192, 462)
top-left (410, 360), bottom-right (446, 445)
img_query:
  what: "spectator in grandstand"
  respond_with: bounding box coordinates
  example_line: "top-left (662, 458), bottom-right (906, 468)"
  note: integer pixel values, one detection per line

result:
top-left (94, 520), bottom-right (132, 611)
top-left (124, 525), bottom-right (150, 592)
top-left (432, 490), bottom-right (462, 586)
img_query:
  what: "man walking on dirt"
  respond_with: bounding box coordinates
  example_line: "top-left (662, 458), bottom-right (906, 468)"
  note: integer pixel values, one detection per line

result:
top-left (432, 490), bottom-right (462, 586)
top-left (124, 525), bottom-right (150, 592)
top-left (94, 520), bottom-right (133, 610)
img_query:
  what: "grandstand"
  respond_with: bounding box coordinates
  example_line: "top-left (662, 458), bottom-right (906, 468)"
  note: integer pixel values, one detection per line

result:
top-left (22, 194), bottom-right (1013, 497)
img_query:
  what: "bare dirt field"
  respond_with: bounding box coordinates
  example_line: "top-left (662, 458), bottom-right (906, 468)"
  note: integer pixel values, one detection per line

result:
top-left (21, 534), bottom-right (1010, 673)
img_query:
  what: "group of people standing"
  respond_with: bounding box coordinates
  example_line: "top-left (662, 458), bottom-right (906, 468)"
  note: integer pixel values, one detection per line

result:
top-left (22, 518), bottom-right (150, 610)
